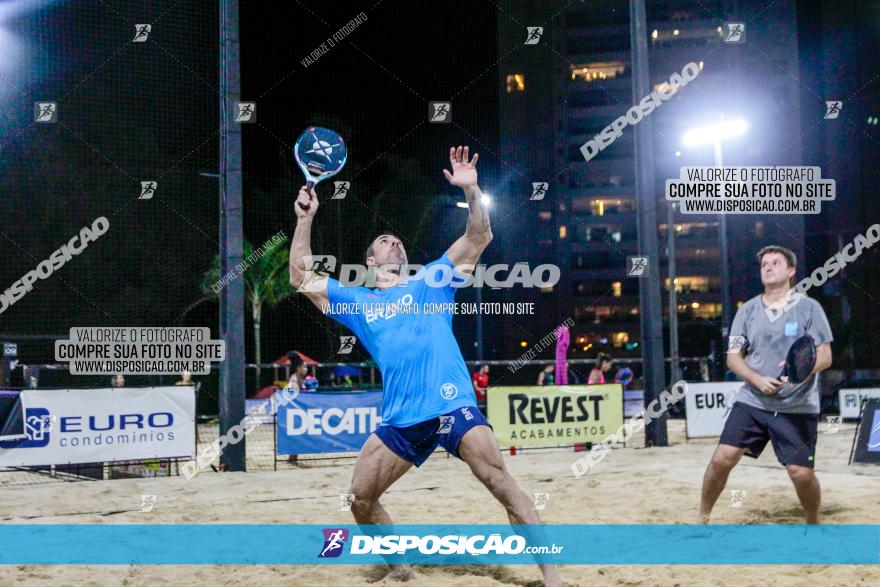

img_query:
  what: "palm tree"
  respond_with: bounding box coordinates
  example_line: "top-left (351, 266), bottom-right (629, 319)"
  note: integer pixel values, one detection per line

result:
top-left (200, 237), bottom-right (292, 392)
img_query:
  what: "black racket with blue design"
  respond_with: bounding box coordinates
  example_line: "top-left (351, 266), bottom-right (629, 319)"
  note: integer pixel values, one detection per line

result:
top-left (779, 334), bottom-right (817, 385)
top-left (293, 126), bottom-right (348, 211)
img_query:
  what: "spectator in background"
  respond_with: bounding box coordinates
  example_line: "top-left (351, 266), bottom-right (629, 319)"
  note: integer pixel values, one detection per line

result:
top-left (285, 353), bottom-right (310, 466)
top-left (537, 364), bottom-right (555, 386)
top-left (286, 353), bottom-right (309, 392)
top-left (588, 353), bottom-right (613, 385)
top-left (111, 374), bottom-right (125, 388)
top-left (471, 364), bottom-right (489, 413)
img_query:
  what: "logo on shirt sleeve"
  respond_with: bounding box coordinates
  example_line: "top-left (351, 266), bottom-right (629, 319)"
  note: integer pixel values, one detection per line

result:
top-left (727, 335), bottom-right (747, 353)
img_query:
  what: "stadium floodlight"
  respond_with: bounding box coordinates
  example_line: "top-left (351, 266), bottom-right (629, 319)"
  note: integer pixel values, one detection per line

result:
top-left (682, 118), bottom-right (748, 147)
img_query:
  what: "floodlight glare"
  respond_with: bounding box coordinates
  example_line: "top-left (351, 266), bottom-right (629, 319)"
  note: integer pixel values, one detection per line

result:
top-left (682, 119), bottom-right (748, 147)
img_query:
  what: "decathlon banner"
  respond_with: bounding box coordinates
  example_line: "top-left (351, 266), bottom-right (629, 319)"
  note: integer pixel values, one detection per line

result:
top-left (838, 388), bottom-right (880, 420)
top-left (0, 387), bottom-right (195, 467)
top-left (276, 391), bottom-right (383, 455)
top-left (684, 382), bottom-right (741, 438)
top-left (487, 385), bottom-right (623, 447)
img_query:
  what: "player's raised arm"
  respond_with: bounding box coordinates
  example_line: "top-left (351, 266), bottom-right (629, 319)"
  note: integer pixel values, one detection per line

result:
top-left (443, 146), bottom-right (492, 270)
top-left (289, 185), bottom-right (329, 310)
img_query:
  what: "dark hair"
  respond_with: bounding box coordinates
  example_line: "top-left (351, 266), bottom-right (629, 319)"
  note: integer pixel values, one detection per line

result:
top-left (597, 352), bottom-right (613, 365)
top-left (756, 245), bottom-right (797, 286)
top-left (287, 351), bottom-right (304, 369)
top-left (364, 234), bottom-right (402, 264)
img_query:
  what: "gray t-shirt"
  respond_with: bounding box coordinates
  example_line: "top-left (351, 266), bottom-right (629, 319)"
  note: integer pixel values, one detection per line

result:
top-left (728, 294), bottom-right (833, 414)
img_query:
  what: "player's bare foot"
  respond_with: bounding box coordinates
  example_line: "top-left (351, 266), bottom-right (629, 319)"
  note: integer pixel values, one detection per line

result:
top-left (698, 513), bottom-right (711, 524)
top-left (382, 565), bottom-right (415, 582)
top-left (541, 567), bottom-right (563, 587)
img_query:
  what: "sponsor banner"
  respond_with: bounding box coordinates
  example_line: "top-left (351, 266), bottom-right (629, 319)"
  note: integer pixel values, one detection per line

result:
top-left (684, 382), bottom-right (741, 438)
top-left (852, 399), bottom-right (880, 464)
top-left (487, 385), bottom-right (624, 447)
top-left (276, 391), bottom-right (382, 455)
top-left (838, 388), bottom-right (880, 420)
top-left (246, 398), bottom-right (275, 424)
top-left (0, 387), bottom-right (195, 467)
top-left (0, 524), bottom-right (877, 564)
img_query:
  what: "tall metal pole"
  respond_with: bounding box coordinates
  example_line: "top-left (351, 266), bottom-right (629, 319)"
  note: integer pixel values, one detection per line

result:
top-left (667, 202), bottom-right (680, 382)
top-left (630, 0), bottom-right (667, 446)
top-left (476, 286), bottom-right (484, 361)
top-left (715, 141), bottom-right (732, 341)
top-left (219, 0), bottom-right (246, 471)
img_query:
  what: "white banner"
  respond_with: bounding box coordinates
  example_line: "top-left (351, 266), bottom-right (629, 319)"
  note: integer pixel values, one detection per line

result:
top-left (685, 382), bottom-right (741, 438)
top-left (838, 388), bottom-right (880, 419)
top-left (0, 387), bottom-right (195, 467)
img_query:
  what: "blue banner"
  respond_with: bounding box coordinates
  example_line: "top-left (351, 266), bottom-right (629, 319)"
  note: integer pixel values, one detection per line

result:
top-left (0, 525), bottom-right (878, 565)
top-left (276, 391), bottom-right (383, 455)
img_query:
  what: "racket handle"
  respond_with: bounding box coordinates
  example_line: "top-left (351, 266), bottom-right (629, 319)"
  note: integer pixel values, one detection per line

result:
top-left (298, 180), bottom-right (316, 211)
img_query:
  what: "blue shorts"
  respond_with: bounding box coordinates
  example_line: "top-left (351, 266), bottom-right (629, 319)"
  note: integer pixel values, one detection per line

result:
top-left (719, 402), bottom-right (818, 467)
top-left (375, 406), bottom-right (491, 467)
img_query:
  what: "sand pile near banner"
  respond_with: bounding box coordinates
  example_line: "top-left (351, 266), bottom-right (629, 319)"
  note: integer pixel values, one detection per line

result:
top-left (1, 420), bottom-right (878, 586)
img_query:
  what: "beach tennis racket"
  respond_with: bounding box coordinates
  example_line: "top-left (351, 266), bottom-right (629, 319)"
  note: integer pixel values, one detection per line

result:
top-left (293, 126), bottom-right (347, 211)
top-left (778, 334), bottom-right (816, 393)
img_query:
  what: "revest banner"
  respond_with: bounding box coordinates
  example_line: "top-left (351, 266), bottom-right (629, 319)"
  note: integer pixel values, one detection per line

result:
top-left (684, 382), bottom-right (740, 438)
top-left (276, 391), bottom-right (383, 455)
top-left (487, 385), bottom-right (623, 447)
top-left (0, 387), bottom-right (195, 467)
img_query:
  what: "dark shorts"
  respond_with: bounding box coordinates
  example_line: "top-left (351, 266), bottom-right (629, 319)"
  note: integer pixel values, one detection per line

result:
top-left (375, 406), bottom-right (491, 467)
top-left (719, 402), bottom-right (819, 467)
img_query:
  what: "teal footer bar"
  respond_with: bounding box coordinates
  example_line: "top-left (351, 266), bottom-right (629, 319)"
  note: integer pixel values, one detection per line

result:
top-left (0, 525), bottom-right (877, 565)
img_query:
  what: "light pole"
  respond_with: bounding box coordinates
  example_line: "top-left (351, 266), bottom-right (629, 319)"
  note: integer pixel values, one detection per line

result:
top-left (667, 201), bottom-right (680, 382)
top-left (683, 119), bottom-right (747, 343)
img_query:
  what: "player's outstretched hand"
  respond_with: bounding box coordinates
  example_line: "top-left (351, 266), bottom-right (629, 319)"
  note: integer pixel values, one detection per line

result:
top-left (442, 145), bottom-right (478, 189)
top-left (296, 185), bottom-right (318, 218)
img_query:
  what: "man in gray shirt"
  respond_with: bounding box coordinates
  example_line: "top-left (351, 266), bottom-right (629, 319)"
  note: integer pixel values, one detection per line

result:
top-left (699, 245), bottom-right (833, 524)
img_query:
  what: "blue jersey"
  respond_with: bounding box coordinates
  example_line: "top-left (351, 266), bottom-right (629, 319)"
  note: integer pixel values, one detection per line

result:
top-left (325, 254), bottom-right (476, 427)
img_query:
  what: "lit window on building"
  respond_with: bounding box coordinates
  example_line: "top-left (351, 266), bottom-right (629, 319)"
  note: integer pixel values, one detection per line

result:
top-left (559, 225), bottom-right (567, 239)
top-left (573, 196), bottom-right (635, 216)
top-left (539, 211), bottom-right (552, 220)
top-left (664, 276), bottom-right (718, 293)
top-left (595, 306), bottom-right (611, 318)
top-left (611, 281), bottom-right (622, 297)
top-left (660, 221), bottom-right (717, 238)
top-left (611, 332), bottom-right (629, 348)
top-left (570, 61), bottom-right (627, 82)
top-left (691, 303), bottom-right (722, 319)
top-left (755, 221), bottom-right (765, 237)
top-left (506, 73), bottom-right (525, 93)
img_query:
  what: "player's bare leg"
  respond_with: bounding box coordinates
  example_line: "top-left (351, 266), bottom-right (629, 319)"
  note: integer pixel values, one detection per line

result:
top-left (786, 464), bottom-right (820, 524)
top-left (348, 434), bottom-right (415, 581)
top-left (458, 425), bottom-right (562, 587)
top-left (699, 443), bottom-right (746, 523)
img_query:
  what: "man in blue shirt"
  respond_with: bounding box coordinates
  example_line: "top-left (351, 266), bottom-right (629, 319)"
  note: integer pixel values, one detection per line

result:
top-left (289, 146), bottom-right (559, 586)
